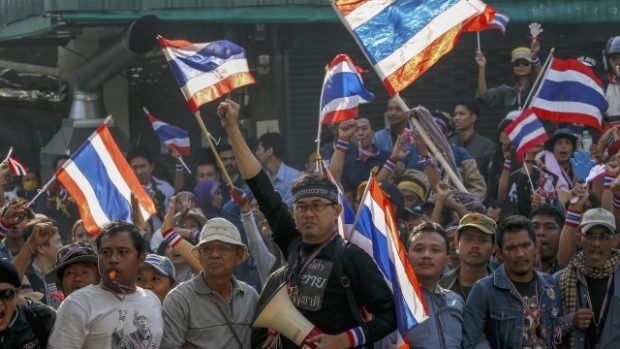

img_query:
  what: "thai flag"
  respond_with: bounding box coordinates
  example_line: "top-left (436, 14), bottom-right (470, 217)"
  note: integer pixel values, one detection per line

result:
top-left (332, 0), bottom-right (494, 95)
top-left (318, 159), bottom-right (356, 239)
top-left (353, 177), bottom-right (428, 348)
top-left (484, 12), bottom-right (509, 34)
top-left (144, 108), bottom-right (191, 156)
top-left (320, 54), bottom-right (374, 125)
top-left (158, 37), bottom-right (256, 112)
top-left (55, 124), bottom-right (157, 234)
top-left (505, 108), bottom-right (549, 161)
top-left (531, 57), bottom-right (608, 129)
top-left (7, 157), bottom-right (27, 176)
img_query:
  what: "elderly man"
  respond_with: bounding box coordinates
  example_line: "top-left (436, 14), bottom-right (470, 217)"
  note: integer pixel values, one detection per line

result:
top-left (218, 99), bottom-right (396, 349)
top-left (160, 218), bottom-right (258, 349)
top-left (557, 208), bottom-right (620, 348)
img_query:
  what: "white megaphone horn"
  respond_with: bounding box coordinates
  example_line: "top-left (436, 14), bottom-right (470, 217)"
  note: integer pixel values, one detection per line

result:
top-left (253, 283), bottom-right (323, 348)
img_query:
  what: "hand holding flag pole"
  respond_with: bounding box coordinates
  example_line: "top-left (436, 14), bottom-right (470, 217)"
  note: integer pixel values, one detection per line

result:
top-left (192, 110), bottom-right (234, 187)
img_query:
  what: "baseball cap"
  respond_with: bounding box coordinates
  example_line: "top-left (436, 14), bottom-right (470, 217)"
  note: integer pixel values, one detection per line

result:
top-left (511, 47), bottom-right (532, 62)
top-left (580, 208), bottom-right (616, 234)
top-left (191, 217), bottom-right (248, 259)
top-left (458, 213), bottom-right (497, 236)
top-left (45, 242), bottom-right (98, 283)
top-left (143, 254), bottom-right (176, 283)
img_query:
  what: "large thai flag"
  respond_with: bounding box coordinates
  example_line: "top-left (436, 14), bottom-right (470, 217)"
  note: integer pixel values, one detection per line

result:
top-left (505, 108), bottom-right (549, 161)
top-left (320, 54), bottom-right (374, 125)
top-left (531, 57), bottom-right (608, 129)
top-left (55, 125), bottom-right (157, 234)
top-left (332, 0), bottom-right (494, 95)
top-left (158, 37), bottom-right (256, 112)
top-left (144, 108), bottom-right (191, 156)
top-left (483, 12), bottom-right (509, 34)
top-left (353, 177), bottom-right (428, 348)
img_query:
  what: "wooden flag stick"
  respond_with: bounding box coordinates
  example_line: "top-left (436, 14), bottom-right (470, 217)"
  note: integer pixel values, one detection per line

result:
top-left (192, 111), bottom-right (234, 187)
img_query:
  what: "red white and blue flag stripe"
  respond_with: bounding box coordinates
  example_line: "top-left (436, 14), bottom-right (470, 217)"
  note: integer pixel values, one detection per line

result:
top-left (531, 58), bottom-right (608, 129)
top-left (319, 159), bottom-right (357, 239)
top-left (332, 0), bottom-right (494, 95)
top-left (144, 108), bottom-right (191, 156)
top-left (483, 12), bottom-right (509, 34)
top-left (505, 108), bottom-right (549, 161)
top-left (8, 157), bottom-right (27, 176)
top-left (320, 54), bottom-right (374, 125)
top-left (55, 125), bottom-right (157, 234)
top-left (353, 177), bottom-right (428, 348)
top-left (158, 37), bottom-right (256, 112)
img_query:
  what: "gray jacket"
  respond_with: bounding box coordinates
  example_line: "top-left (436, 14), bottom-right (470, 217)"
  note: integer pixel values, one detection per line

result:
top-left (160, 272), bottom-right (258, 349)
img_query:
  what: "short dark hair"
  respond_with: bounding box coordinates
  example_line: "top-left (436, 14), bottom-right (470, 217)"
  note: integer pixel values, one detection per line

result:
top-left (96, 221), bottom-right (146, 254)
top-left (126, 146), bottom-right (153, 165)
top-left (257, 132), bottom-right (287, 160)
top-left (292, 172), bottom-right (337, 194)
top-left (530, 204), bottom-right (565, 229)
top-left (496, 215), bottom-right (536, 249)
top-left (408, 220), bottom-right (450, 254)
top-left (218, 143), bottom-right (233, 153)
top-left (453, 99), bottom-right (481, 119)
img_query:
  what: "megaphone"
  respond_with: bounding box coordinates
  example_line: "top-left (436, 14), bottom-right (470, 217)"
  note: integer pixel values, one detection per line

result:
top-left (253, 283), bottom-right (323, 349)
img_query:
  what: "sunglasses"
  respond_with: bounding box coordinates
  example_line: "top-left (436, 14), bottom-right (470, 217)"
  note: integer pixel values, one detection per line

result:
top-left (512, 60), bottom-right (531, 67)
top-left (0, 288), bottom-right (16, 300)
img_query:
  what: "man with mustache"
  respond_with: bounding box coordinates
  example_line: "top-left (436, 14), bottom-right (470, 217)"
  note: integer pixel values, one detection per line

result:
top-left (463, 215), bottom-right (566, 349)
top-left (557, 208), bottom-right (620, 348)
top-left (440, 213), bottom-right (496, 301)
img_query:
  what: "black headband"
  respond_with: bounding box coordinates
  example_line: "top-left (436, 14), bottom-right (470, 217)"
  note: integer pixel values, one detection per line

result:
top-left (293, 184), bottom-right (338, 203)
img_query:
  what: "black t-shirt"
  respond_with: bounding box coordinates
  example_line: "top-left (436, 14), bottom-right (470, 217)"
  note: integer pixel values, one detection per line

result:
top-left (584, 275), bottom-right (614, 349)
top-left (513, 279), bottom-right (547, 347)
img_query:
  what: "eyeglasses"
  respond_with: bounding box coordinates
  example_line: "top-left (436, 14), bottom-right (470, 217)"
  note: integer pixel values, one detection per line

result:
top-left (293, 202), bottom-right (335, 213)
top-left (512, 60), bottom-right (531, 67)
top-left (199, 243), bottom-right (236, 256)
top-left (0, 288), bottom-right (16, 301)
top-left (581, 232), bottom-right (615, 242)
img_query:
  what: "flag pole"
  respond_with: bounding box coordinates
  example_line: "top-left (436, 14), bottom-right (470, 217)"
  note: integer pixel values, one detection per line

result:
top-left (192, 111), bottom-right (234, 187)
top-left (177, 156), bottom-right (192, 174)
top-left (315, 65), bottom-right (330, 158)
top-left (350, 169), bottom-right (375, 241)
top-left (330, 1), bottom-right (467, 192)
top-left (27, 115), bottom-right (114, 208)
top-left (476, 32), bottom-right (481, 52)
top-left (2, 146), bottom-right (13, 163)
top-left (394, 94), bottom-right (468, 192)
top-left (521, 48), bottom-right (555, 111)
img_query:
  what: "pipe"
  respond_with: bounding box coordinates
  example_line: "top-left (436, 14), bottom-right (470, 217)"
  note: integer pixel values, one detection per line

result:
top-left (69, 15), bottom-right (159, 120)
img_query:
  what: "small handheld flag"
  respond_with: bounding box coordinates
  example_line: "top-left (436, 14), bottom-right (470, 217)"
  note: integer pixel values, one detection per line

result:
top-left (158, 37), bottom-right (256, 112)
top-left (505, 108), bottom-right (549, 161)
top-left (484, 12), bottom-right (509, 34)
top-left (530, 57), bottom-right (608, 129)
top-left (320, 54), bottom-right (374, 125)
top-left (144, 107), bottom-right (191, 156)
top-left (8, 157), bottom-right (27, 176)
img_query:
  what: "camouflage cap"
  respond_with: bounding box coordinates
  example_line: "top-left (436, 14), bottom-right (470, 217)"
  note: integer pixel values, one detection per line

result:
top-left (458, 213), bottom-right (497, 236)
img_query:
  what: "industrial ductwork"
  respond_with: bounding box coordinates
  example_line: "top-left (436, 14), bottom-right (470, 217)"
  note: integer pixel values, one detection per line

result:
top-left (41, 15), bottom-right (160, 164)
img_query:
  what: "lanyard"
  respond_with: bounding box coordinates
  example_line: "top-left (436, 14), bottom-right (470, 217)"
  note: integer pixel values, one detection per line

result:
top-left (509, 278), bottom-right (540, 321)
top-left (291, 233), bottom-right (337, 286)
top-left (584, 275), bottom-right (613, 329)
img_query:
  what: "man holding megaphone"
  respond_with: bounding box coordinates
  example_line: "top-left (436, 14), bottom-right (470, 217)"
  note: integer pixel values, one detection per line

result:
top-left (218, 100), bottom-right (397, 349)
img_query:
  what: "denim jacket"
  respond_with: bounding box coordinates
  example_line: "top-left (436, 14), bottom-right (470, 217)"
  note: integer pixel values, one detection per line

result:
top-left (463, 265), bottom-right (569, 349)
top-left (407, 285), bottom-right (464, 349)
top-left (555, 265), bottom-right (620, 349)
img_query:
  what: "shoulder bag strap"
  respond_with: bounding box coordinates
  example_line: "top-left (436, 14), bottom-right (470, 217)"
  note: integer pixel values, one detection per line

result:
top-left (207, 293), bottom-right (246, 349)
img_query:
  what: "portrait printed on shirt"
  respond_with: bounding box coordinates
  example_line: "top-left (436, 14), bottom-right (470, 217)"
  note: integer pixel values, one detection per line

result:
top-left (295, 259), bottom-right (334, 311)
top-left (521, 293), bottom-right (547, 347)
top-left (111, 309), bottom-right (156, 349)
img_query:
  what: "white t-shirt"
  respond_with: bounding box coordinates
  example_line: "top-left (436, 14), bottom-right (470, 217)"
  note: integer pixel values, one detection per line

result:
top-left (49, 284), bottom-right (163, 349)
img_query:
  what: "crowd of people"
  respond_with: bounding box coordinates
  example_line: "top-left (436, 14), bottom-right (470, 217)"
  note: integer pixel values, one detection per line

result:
top-left (1, 36), bottom-right (620, 349)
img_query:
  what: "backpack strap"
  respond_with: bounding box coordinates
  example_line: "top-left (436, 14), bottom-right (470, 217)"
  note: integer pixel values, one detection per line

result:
top-left (333, 240), bottom-right (365, 328)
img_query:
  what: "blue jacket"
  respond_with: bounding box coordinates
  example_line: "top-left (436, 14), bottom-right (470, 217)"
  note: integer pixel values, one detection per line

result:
top-left (463, 265), bottom-right (567, 349)
top-left (555, 264), bottom-right (620, 349)
top-left (408, 285), bottom-right (464, 349)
